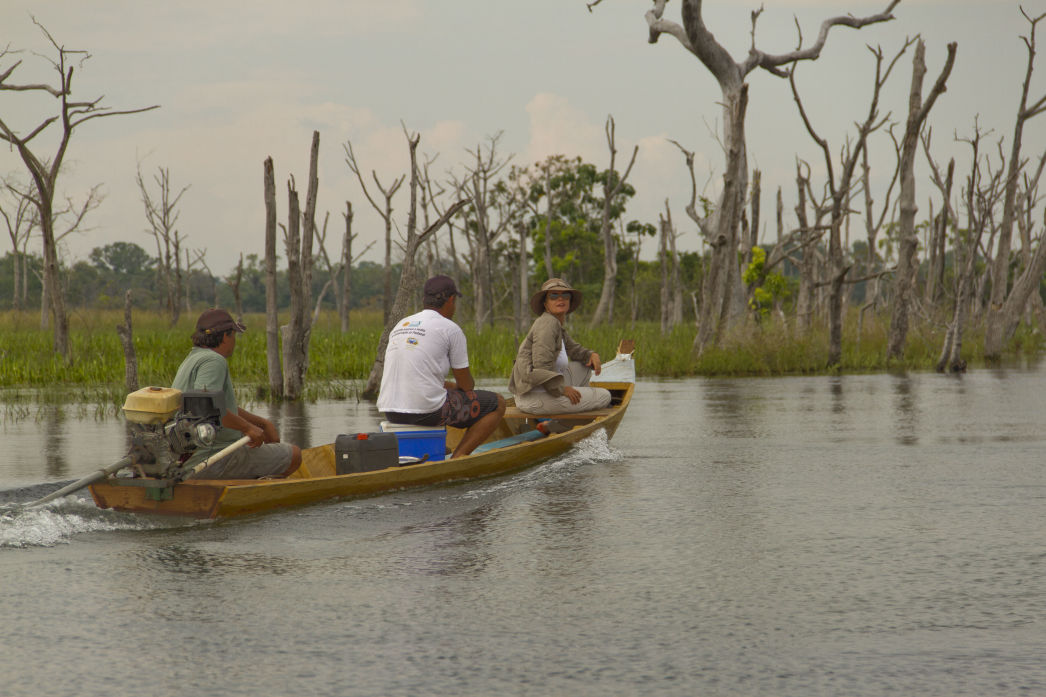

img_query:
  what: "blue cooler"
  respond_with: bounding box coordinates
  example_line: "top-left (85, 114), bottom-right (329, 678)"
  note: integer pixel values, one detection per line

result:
top-left (379, 422), bottom-right (447, 462)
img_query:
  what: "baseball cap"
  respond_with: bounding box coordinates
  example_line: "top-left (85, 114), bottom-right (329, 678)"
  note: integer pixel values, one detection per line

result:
top-left (196, 308), bottom-right (247, 334)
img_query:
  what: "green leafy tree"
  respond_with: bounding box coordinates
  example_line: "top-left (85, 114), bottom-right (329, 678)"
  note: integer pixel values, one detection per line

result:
top-left (524, 157), bottom-right (635, 308)
top-left (743, 246), bottom-right (790, 320)
top-left (89, 241), bottom-right (155, 279)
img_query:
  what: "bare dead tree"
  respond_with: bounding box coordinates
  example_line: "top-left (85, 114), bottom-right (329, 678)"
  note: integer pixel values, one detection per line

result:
top-left (426, 171), bottom-right (464, 284)
top-left (227, 253), bottom-right (245, 321)
top-left (361, 127), bottom-right (471, 400)
top-left (335, 201), bottom-right (375, 333)
top-left (592, 0), bottom-right (899, 354)
top-left (0, 19), bottom-right (158, 357)
top-left (792, 39), bottom-right (921, 366)
top-left (38, 185), bottom-right (103, 329)
top-left (1016, 153), bottom-right (1046, 328)
top-left (773, 186), bottom-right (788, 322)
top-left (497, 165), bottom-right (530, 332)
top-left (457, 132), bottom-right (516, 332)
top-left (658, 202), bottom-right (673, 334)
top-left (922, 130), bottom-right (956, 307)
top-left (791, 162), bottom-right (822, 331)
top-left (887, 39), bottom-right (957, 361)
top-left (628, 219), bottom-right (651, 328)
top-left (281, 131), bottom-right (320, 401)
top-left (0, 178), bottom-right (37, 309)
top-left (856, 126), bottom-right (901, 323)
top-left (313, 208), bottom-right (375, 328)
top-left (115, 290), bottom-right (138, 393)
top-left (516, 218), bottom-right (529, 333)
top-left (182, 248), bottom-right (194, 311)
top-left (740, 168), bottom-right (762, 315)
top-left (744, 169), bottom-right (761, 270)
top-left (507, 162), bottom-right (555, 333)
top-left (972, 145), bottom-right (1005, 316)
top-left (417, 154), bottom-right (438, 283)
top-left (668, 137), bottom-right (722, 334)
top-left (487, 164), bottom-right (527, 331)
top-left (939, 123), bottom-right (1004, 370)
top-left (311, 211), bottom-right (338, 325)
top-left (189, 248), bottom-right (218, 308)
top-left (341, 202), bottom-right (354, 332)
top-left (590, 116), bottom-right (639, 326)
top-left (669, 211), bottom-right (684, 328)
top-left (263, 157), bottom-right (283, 399)
top-left (707, 86), bottom-right (749, 349)
top-left (510, 156), bottom-right (575, 323)
top-left (418, 159), bottom-right (443, 274)
top-left (345, 139), bottom-right (405, 325)
top-left (281, 178), bottom-right (306, 397)
top-left (985, 9), bottom-right (1046, 358)
top-left (137, 164), bottom-right (189, 325)
top-left (934, 160), bottom-right (971, 373)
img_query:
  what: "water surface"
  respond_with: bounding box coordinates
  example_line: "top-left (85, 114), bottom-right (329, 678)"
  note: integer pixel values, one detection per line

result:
top-left (2, 370), bottom-right (1045, 696)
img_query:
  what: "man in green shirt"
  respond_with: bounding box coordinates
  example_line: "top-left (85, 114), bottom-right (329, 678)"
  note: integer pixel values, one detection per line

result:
top-left (171, 308), bottom-right (301, 479)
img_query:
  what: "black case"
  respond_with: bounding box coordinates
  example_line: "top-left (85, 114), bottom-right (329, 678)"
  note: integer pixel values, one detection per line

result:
top-left (334, 433), bottom-right (399, 474)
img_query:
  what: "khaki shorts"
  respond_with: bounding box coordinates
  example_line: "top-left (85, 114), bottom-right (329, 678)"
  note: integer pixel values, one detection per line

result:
top-left (514, 386), bottom-right (611, 415)
top-left (190, 442), bottom-right (294, 480)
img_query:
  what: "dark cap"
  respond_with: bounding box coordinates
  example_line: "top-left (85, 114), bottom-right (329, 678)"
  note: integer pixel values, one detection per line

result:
top-left (196, 308), bottom-right (246, 335)
top-left (422, 275), bottom-right (461, 305)
top-left (423, 275), bottom-right (460, 297)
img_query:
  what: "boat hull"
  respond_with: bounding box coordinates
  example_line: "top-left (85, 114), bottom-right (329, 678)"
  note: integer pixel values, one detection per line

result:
top-left (89, 381), bottom-right (632, 519)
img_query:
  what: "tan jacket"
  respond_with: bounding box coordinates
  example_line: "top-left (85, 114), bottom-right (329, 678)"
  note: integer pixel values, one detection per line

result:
top-left (508, 312), bottom-right (593, 397)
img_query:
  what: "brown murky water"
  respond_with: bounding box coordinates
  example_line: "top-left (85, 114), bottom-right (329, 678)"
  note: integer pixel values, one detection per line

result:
top-left (3, 370), bottom-right (1046, 696)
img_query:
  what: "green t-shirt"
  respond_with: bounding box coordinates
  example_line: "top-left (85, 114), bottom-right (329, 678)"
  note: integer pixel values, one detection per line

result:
top-left (170, 347), bottom-right (241, 450)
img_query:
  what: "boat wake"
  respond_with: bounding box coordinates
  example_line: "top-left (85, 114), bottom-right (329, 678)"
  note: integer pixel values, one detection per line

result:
top-left (457, 428), bottom-right (621, 499)
top-left (0, 494), bottom-right (179, 549)
top-left (337, 430), bottom-right (622, 518)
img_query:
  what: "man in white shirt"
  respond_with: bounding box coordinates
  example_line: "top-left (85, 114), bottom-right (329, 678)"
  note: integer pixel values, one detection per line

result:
top-left (377, 275), bottom-right (506, 458)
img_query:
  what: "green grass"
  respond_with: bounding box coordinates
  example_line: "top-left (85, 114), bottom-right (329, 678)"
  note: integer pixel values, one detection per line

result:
top-left (0, 307), bottom-right (1042, 407)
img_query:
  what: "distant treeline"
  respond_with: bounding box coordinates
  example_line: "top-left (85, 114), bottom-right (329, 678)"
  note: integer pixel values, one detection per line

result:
top-left (0, 240), bottom-right (709, 324)
top-left (0, 246), bottom-right (393, 315)
top-left (2, 238), bottom-right (1041, 328)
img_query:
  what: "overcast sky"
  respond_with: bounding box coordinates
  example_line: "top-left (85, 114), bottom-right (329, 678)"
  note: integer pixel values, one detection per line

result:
top-left (0, 1), bottom-right (1040, 276)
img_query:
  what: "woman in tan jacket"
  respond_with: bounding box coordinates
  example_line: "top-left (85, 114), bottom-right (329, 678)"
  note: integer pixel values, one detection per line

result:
top-left (508, 278), bottom-right (612, 414)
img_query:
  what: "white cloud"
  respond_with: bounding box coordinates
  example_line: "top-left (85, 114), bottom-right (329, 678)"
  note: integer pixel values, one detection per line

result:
top-left (524, 93), bottom-right (604, 165)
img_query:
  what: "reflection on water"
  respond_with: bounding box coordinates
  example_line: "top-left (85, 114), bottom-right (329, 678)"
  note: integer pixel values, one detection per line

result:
top-left (272, 398), bottom-right (311, 453)
top-left (891, 373), bottom-right (919, 446)
top-left (42, 405), bottom-right (69, 479)
top-left (409, 506), bottom-right (497, 576)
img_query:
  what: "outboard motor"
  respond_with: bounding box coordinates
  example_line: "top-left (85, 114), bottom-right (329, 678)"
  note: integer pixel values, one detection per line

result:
top-left (10, 387), bottom-right (228, 510)
top-left (123, 387), bottom-right (225, 481)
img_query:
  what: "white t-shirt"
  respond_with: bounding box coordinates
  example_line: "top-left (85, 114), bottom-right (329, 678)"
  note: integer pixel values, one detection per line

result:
top-left (377, 309), bottom-right (470, 414)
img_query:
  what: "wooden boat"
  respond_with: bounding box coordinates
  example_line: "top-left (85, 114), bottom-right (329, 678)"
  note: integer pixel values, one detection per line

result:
top-left (89, 377), bottom-right (634, 520)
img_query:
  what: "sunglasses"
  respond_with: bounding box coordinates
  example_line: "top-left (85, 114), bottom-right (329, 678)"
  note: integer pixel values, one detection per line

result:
top-left (547, 292), bottom-right (571, 300)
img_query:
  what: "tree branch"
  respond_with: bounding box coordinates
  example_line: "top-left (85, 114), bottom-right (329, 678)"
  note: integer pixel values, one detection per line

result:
top-left (742, 0), bottom-right (900, 77)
